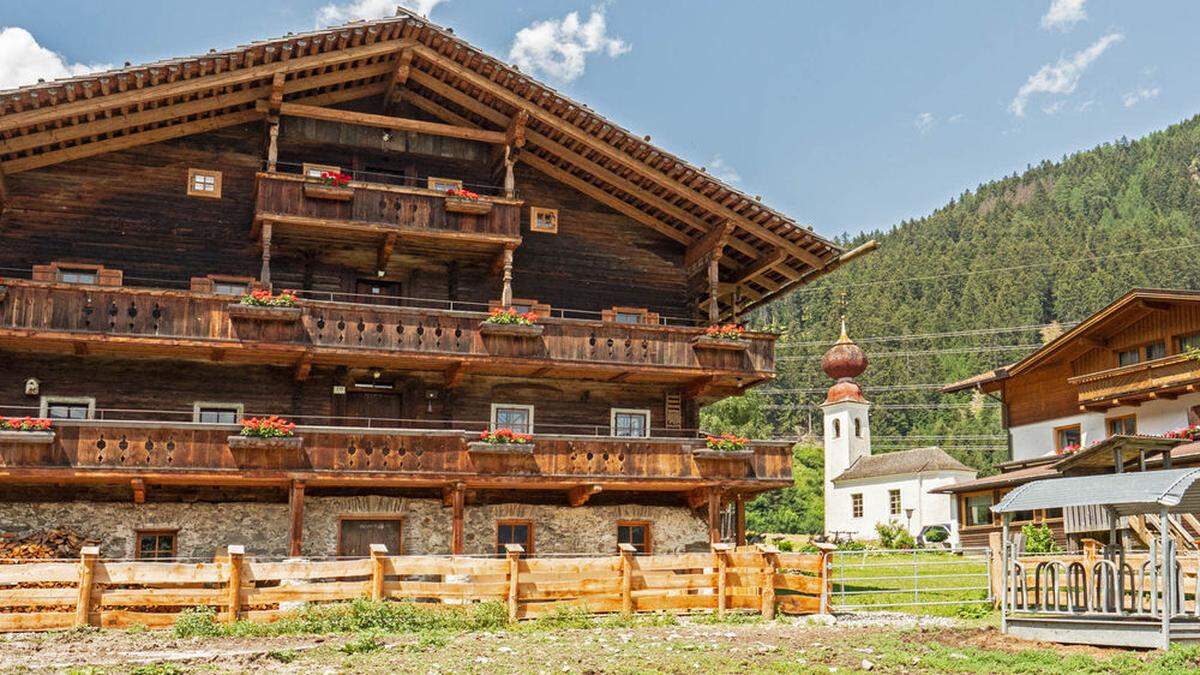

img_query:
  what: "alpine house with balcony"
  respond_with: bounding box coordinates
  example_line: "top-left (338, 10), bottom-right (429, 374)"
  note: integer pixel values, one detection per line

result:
top-left (0, 11), bottom-right (870, 559)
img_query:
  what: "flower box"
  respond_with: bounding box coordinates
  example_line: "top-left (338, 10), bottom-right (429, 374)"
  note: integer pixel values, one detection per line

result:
top-left (0, 430), bottom-right (55, 445)
top-left (227, 435), bottom-right (304, 452)
top-left (445, 196), bottom-right (493, 215)
top-left (467, 441), bottom-right (536, 456)
top-left (228, 303), bottom-right (302, 322)
top-left (479, 322), bottom-right (544, 338)
top-left (303, 183), bottom-right (353, 201)
top-left (691, 448), bottom-right (754, 462)
top-left (692, 335), bottom-right (750, 352)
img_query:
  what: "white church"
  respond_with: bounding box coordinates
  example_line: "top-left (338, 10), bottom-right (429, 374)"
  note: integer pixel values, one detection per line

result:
top-left (819, 324), bottom-right (977, 546)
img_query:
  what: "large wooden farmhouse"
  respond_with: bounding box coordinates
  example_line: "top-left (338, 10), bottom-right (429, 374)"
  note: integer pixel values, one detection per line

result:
top-left (0, 11), bottom-right (867, 560)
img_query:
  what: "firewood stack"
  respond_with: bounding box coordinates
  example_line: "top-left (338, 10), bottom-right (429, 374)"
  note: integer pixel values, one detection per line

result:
top-left (0, 529), bottom-right (96, 561)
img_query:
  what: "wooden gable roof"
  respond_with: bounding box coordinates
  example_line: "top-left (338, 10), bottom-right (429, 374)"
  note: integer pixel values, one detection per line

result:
top-left (0, 10), bottom-right (867, 319)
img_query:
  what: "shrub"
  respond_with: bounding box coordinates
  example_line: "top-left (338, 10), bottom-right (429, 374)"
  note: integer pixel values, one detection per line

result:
top-left (875, 521), bottom-right (916, 550)
top-left (339, 634), bottom-right (384, 655)
top-left (1021, 523), bottom-right (1062, 554)
top-left (172, 599), bottom-right (507, 638)
top-left (776, 539), bottom-right (795, 552)
top-left (923, 526), bottom-right (949, 544)
top-left (173, 607), bottom-right (222, 638)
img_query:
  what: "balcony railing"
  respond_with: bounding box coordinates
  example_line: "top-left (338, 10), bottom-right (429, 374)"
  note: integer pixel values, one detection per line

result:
top-left (1068, 353), bottom-right (1200, 405)
top-left (0, 280), bottom-right (777, 381)
top-left (254, 171), bottom-right (522, 247)
top-left (0, 419), bottom-right (794, 487)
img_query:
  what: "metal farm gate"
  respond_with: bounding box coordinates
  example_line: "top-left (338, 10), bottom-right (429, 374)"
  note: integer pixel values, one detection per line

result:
top-left (827, 547), bottom-right (993, 611)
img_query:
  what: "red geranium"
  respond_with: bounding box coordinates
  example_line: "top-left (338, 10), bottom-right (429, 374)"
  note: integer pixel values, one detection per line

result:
top-left (0, 417), bottom-right (53, 432)
top-left (446, 187), bottom-right (480, 200)
top-left (319, 171), bottom-right (352, 188)
top-left (480, 428), bottom-right (533, 444)
top-left (239, 289), bottom-right (298, 307)
top-left (484, 307), bottom-right (537, 326)
top-left (239, 416), bottom-right (297, 438)
top-left (704, 324), bottom-right (745, 340)
top-left (705, 433), bottom-right (750, 452)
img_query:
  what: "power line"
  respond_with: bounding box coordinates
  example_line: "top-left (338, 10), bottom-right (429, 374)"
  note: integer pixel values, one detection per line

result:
top-left (765, 402), bottom-right (999, 410)
top-left (758, 383), bottom-right (966, 395)
top-left (775, 322), bottom-right (1077, 349)
top-left (777, 343), bottom-right (1040, 361)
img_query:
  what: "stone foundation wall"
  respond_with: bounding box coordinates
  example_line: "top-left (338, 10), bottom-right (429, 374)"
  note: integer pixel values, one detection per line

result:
top-left (0, 497), bottom-right (709, 558)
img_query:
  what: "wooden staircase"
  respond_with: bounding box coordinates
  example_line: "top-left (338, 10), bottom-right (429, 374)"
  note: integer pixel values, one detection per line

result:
top-left (1128, 513), bottom-right (1200, 551)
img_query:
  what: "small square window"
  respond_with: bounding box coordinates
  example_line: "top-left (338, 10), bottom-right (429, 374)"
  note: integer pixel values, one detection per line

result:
top-left (611, 409), bottom-right (650, 438)
top-left (851, 493), bottom-right (863, 518)
top-left (212, 281), bottom-right (250, 296)
top-left (135, 530), bottom-right (177, 560)
top-left (193, 402), bottom-right (244, 425)
top-left (40, 396), bottom-right (95, 420)
top-left (1106, 415), bottom-right (1137, 437)
top-left (1118, 348), bottom-right (1140, 366)
top-left (428, 176), bottom-right (463, 192)
top-left (1055, 424), bottom-right (1081, 451)
top-left (889, 489), bottom-right (902, 516)
top-left (617, 522), bottom-right (651, 554)
top-left (187, 169), bottom-right (222, 198)
top-left (964, 493), bottom-right (993, 527)
top-left (491, 404), bottom-right (533, 434)
top-left (497, 520), bottom-right (533, 556)
top-left (1177, 333), bottom-right (1200, 354)
top-left (303, 163), bottom-right (341, 179)
top-left (530, 207), bottom-right (558, 233)
top-left (58, 268), bottom-right (99, 285)
top-left (1144, 341), bottom-right (1166, 361)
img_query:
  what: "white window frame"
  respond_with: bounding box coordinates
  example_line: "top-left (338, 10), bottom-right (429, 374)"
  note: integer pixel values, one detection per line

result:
top-left (610, 408), bottom-right (651, 438)
top-left (192, 401), bottom-right (245, 424)
top-left (39, 396), bottom-right (96, 420)
top-left (490, 403), bottom-right (535, 434)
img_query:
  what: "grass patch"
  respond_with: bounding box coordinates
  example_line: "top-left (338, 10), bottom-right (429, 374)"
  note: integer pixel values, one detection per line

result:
top-left (829, 550), bottom-right (993, 618)
top-left (338, 634), bottom-right (384, 655)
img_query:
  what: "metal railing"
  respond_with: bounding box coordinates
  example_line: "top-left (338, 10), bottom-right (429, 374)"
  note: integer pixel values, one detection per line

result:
top-left (267, 160), bottom-right (513, 198)
top-left (829, 547), bottom-right (993, 610)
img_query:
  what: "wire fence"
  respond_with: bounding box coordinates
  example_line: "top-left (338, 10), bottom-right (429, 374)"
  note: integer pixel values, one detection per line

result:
top-left (829, 547), bottom-right (993, 611)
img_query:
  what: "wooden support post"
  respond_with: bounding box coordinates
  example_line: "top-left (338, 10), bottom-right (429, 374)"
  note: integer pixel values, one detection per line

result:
top-left (131, 478), bottom-right (145, 505)
top-left (712, 542), bottom-right (732, 617)
top-left (735, 494), bottom-right (746, 546)
top-left (618, 543), bottom-right (636, 618)
top-left (505, 543), bottom-right (524, 623)
top-left (988, 531), bottom-right (1003, 606)
top-left (369, 543), bottom-right (387, 601)
top-left (759, 544), bottom-right (779, 620)
top-left (266, 117), bottom-right (280, 171)
top-left (288, 480), bottom-right (305, 557)
top-left (707, 488), bottom-right (722, 544)
top-left (707, 255), bottom-right (720, 325)
top-left (814, 541), bottom-right (837, 615)
top-left (260, 220), bottom-right (273, 287)
top-left (74, 546), bottom-right (99, 628)
top-left (500, 246), bottom-right (514, 307)
top-left (225, 545), bottom-right (244, 623)
top-left (503, 146), bottom-right (516, 200)
top-left (451, 482), bottom-right (465, 555)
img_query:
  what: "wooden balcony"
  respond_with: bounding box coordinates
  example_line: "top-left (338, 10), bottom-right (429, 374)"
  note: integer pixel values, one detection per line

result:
top-left (0, 420), bottom-right (793, 491)
top-left (254, 172), bottom-right (522, 260)
top-left (1069, 353), bottom-right (1200, 406)
top-left (0, 280), bottom-right (776, 388)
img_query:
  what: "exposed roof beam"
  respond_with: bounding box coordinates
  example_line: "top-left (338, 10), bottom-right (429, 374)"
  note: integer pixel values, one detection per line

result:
top-left (261, 100), bottom-right (507, 144)
top-left (382, 47), bottom-right (414, 111)
top-left (684, 219), bottom-right (733, 270)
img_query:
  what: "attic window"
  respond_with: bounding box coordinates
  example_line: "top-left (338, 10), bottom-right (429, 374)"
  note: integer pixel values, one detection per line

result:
top-left (530, 207), bottom-right (558, 233)
top-left (428, 176), bottom-right (463, 192)
top-left (58, 267), bottom-right (98, 285)
top-left (304, 163), bottom-right (341, 179)
top-left (188, 168), bottom-right (222, 198)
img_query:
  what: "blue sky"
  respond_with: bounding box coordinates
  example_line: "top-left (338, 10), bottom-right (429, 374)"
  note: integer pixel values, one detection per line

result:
top-left (1, 1), bottom-right (1198, 238)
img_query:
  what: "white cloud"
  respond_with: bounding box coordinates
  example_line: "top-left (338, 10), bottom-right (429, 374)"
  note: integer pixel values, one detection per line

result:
top-left (914, 112), bottom-right (935, 134)
top-left (707, 155), bottom-right (740, 184)
top-left (1009, 32), bottom-right (1122, 117)
top-left (1041, 100), bottom-right (1066, 115)
top-left (0, 27), bottom-right (110, 90)
top-left (317, 0), bottom-right (445, 26)
top-left (1122, 86), bottom-right (1160, 108)
top-left (508, 5), bottom-right (630, 83)
top-left (1041, 0), bottom-right (1087, 31)
top-left (1077, 99), bottom-right (1096, 112)
top-left (948, 113), bottom-right (965, 123)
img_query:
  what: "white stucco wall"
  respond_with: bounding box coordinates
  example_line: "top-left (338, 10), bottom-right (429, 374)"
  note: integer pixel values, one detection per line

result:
top-left (827, 471), bottom-right (975, 546)
top-left (1009, 392), bottom-right (1200, 461)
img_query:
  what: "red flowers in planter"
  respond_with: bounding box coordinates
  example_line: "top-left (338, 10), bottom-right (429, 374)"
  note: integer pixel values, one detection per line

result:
top-left (239, 289), bottom-right (298, 307)
top-left (705, 433), bottom-right (750, 452)
top-left (479, 428), bottom-right (533, 444)
top-left (446, 187), bottom-right (480, 200)
top-left (0, 417), bottom-right (53, 432)
top-left (239, 416), bottom-right (297, 438)
top-left (1165, 425), bottom-right (1200, 442)
top-left (704, 324), bottom-right (745, 340)
top-left (1055, 443), bottom-right (1081, 456)
top-left (319, 171), bottom-right (352, 187)
top-left (484, 307), bottom-right (538, 326)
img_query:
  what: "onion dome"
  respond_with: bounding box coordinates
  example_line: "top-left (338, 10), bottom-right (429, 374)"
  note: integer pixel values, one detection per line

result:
top-left (825, 379), bottom-right (867, 405)
top-left (821, 319), bottom-right (868, 381)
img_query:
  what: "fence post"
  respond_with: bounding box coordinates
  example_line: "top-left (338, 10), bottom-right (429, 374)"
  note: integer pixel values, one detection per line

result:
top-left (1083, 538), bottom-right (1099, 570)
top-left (226, 545), bottom-right (244, 623)
top-left (988, 532), bottom-right (1003, 606)
top-left (712, 542), bottom-right (732, 617)
top-left (74, 546), bottom-right (99, 628)
top-left (505, 543), bottom-right (524, 624)
top-left (369, 543), bottom-right (387, 601)
top-left (618, 543), bottom-right (636, 618)
top-left (814, 542), bottom-right (837, 614)
top-left (758, 544), bottom-right (778, 620)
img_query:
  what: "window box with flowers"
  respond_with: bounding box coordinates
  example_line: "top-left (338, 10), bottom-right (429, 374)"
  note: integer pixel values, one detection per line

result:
top-left (443, 187), bottom-right (492, 215)
top-left (468, 429), bottom-right (535, 455)
top-left (0, 417), bottom-right (55, 444)
top-left (479, 308), bottom-right (544, 338)
top-left (303, 171), bottom-right (354, 201)
top-left (1055, 442), bottom-right (1081, 456)
top-left (227, 416), bottom-right (303, 452)
top-left (693, 324), bottom-right (749, 352)
top-left (1166, 425), bottom-right (1200, 443)
top-left (228, 289), bottom-right (302, 322)
top-left (691, 433), bottom-right (755, 462)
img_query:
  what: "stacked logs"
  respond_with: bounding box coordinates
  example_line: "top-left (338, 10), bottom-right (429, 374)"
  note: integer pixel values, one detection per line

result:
top-left (0, 529), bottom-right (95, 561)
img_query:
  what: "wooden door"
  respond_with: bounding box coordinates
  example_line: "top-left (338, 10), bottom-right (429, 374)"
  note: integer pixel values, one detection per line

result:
top-left (345, 390), bottom-right (403, 426)
top-left (338, 518), bottom-right (402, 557)
top-left (355, 279), bottom-right (402, 306)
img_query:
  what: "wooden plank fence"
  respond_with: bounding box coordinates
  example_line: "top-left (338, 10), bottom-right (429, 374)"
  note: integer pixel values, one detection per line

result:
top-left (0, 543), bottom-right (829, 632)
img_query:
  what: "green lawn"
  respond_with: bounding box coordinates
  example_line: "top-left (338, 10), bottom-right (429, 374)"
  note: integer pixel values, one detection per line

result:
top-left (828, 551), bottom-right (993, 617)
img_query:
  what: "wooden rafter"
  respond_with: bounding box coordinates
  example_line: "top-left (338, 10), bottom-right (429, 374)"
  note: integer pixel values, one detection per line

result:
top-left (262, 100), bottom-right (507, 144)
top-left (382, 47), bottom-right (414, 111)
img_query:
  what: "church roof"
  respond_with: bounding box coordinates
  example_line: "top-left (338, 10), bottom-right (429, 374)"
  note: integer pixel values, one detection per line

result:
top-left (832, 447), bottom-right (975, 483)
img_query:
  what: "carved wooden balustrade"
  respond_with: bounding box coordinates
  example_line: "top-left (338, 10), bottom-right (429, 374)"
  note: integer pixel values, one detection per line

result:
top-left (0, 280), bottom-right (776, 381)
top-left (0, 421), bottom-right (794, 488)
top-left (1069, 354), bottom-right (1200, 405)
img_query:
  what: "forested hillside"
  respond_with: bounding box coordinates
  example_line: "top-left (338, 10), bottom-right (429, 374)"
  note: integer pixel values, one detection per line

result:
top-left (703, 114), bottom-right (1200, 532)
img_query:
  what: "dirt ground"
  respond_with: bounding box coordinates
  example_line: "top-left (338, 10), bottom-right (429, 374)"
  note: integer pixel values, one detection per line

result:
top-left (0, 612), bottom-right (1194, 674)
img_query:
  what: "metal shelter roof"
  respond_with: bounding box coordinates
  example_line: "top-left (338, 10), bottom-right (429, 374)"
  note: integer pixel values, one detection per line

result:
top-left (992, 468), bottom-right (1200, 517)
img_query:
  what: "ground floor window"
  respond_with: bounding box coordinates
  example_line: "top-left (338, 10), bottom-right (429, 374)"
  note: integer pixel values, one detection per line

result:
top-left (135, 530), bottom-right (177, 560)
top-left (964, 493), bottom-right (994, 527)
top-left (616, 521), bottom-right (651, 554)
top-left (337, 518), bottom-right (402, 557)
top-left (851, 493), bottom-right (863, 518)
top-left (1106, 414), bottom-right (1136, 436)
top-left (497, 520), bottom-right (533, 556)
